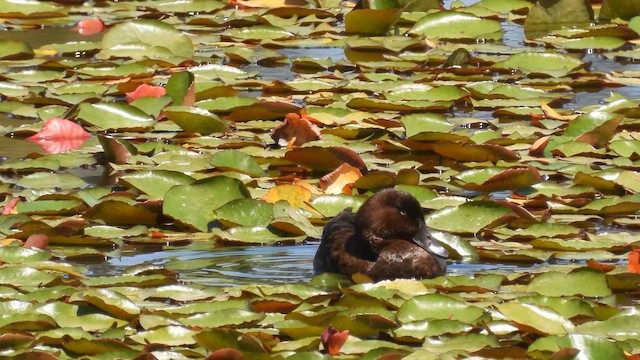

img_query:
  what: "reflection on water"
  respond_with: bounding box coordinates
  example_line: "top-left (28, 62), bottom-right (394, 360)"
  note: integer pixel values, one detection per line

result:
top-left (75, 243), bottom-right (529, 286)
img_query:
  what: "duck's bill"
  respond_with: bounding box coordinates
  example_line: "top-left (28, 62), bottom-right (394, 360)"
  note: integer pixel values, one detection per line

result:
top-left (412, 222), bottom-right (449, 259)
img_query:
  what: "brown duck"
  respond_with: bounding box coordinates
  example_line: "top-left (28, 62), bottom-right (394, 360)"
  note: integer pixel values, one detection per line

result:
top-left (314, 189), bottom-right (448, 281)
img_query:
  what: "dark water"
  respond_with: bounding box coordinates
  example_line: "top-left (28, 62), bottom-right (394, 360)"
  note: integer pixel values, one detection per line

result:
top-left (2, 0), bottom-right (637, 285)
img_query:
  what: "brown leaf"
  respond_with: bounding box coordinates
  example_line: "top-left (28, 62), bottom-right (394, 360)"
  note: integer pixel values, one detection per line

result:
top-left (320, 325), bottom-right (349, 355)
top-left (207, 348), bottom-right (244, 360)
top-left (529, 135), bottom-right (550, 157)
top-left (271, 113), bottom-right (321, 147)
top-left (24, 234), bottom-right (49, 249)
top-left (432, 141), bottom-right (520, 162)
top-left (284, 146), bottom-right (368, 173)
top-left (575, 115), bottom-right (623, 148)
top-left (319, 163), bottom-right (363, 194)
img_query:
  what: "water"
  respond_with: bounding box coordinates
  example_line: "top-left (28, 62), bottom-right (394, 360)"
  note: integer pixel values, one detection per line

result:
top-left (73, 242), bottom-right (530, 286)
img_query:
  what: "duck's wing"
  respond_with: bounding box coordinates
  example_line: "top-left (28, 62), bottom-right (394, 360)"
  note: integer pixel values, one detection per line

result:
top-left (368, 240), bottom-right (447, 281)
top-left (313, 209), bottom-right (374, 276)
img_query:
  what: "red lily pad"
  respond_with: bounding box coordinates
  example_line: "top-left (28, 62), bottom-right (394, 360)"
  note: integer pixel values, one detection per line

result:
top-left (27, 118), bottom-right (91, 154)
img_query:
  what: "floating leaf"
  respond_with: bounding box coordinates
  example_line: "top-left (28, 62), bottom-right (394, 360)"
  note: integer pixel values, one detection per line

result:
top-left (409, 11), bottom-right (502, 39)
top-left (82, 288), bottom-right (140, 320)
top-left (497, 302), bottom-right (574, 335)
top-left (210, 150), bottom-right (264, 177)
top-left (125, 84), bottom-right (166, 103)
top-left (524, 0), bottom-right (593, 38)
top-left (120, 170), bottom-right (195, 200)
top-left (345, 9), bottom-right (403, 35)
top-left (163, 176), bottom-right (250, 231)
top-left (450, 166), bottom-right (542, 192)
top-left (77, 102), bottom-right (156, 131)
top-left (426, 201), bottom-right (516, 234)
top-left (494, 52), bottom-right (585, 77)
top-left (319, 163), bottom-right (363, 195)
top-left (27, 118), bottom-right (91, 154)
top-left (526, 268), bottom-right (612, 297)
top-left (74, 18), bottom-right (105, 36)
top-left (271, 113), bottom-right (321, 147)
top-left (0, 40), bottom-right (33, 60)
top-left (99, 19), bottom-right (194, 60)
top-left (163, 106), bottom-right (229, 135)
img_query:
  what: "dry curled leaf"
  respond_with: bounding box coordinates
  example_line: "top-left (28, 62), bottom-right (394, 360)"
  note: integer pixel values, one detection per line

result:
top-left (321, 324), bottom-right (349, 355)
top-left (319, 163), bottom-right (363, 194)
top-left (24, 234), bottom-right (50, 250)
top-left (271, 113), bottom-right (321, 148)
top-left (541, 99), bottom-right (578, 121)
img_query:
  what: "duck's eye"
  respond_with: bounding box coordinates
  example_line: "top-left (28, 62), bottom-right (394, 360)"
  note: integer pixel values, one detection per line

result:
top-left (399, 210), bottom-right (407, 216)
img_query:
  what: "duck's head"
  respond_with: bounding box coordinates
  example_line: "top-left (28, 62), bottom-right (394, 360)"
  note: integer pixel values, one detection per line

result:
top-left (355, 189), bottom-right (449, 260)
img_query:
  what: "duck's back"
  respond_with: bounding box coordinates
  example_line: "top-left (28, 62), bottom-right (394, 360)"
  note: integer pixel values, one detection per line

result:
top-left (370, 241), bottom-right (446, 280)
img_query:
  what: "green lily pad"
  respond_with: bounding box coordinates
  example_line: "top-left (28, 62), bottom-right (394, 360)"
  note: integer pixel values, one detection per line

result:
top-left (450, 166), bottom-right (542, 192)
top-left (398, 294), bottom-right (487, 324)
top-left (210, 150), bottom-right (263, 177)
top-left (163, 176), bottom-right (250, 231)
top-left (163, 106), bottom-right (229, 135)
top-left (345, 9), bottom-right (403, 35)
top-left (524, 0), bottom-right (593, 38)
top-left (82, 288), bottom-right (141, 320)
top-left (16, 172), bottom-right (87, 190)
top-left (215, 198), bottom-right (274, 227)
top-left (99, 19), bottom-right (194, 60)
top-left (0, 40), bottom-right (34, 60)
top-left (77, 102), bottom-right (156, 131)
top-left (497, 301), bottom-right (574, 335)
top-left (120, 170), bottom-right (195, 200)
top-left (409, 11), bottom-right (503, 39)
top-left (426, 201), bottom-right (516, 234)
top-left (526, 268), bottom-right (612, 297)
top-left (528, 334), bottom-right (626, 359)
top-left (494, 52), bottom-right (585, 77)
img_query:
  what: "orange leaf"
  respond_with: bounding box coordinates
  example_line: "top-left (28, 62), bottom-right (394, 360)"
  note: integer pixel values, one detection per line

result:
top-left (320, 325), bottom-right (349, 355)
top-left (529, 135), bottom-right (550, 157)
top-left (126, 84), bottom-right (167, 103)
top-left (261, 184), bottom-right (310, 205)
top-left (74, 18), bottom-right (105, 35)
top-left (586, 258), bottom-right (616, 272)
top-left (149, 231), bottom-right (167, 238)
top-left (293, 179), bottom-right (322, 195)
top-left (271, 113), bottom-right (321, 148)
top-left (628, 249), bottom-right (640, 273)
top-left (319, 163), bottom-right (363, 194)
top-left (541, 100), bottom-right (578, 121)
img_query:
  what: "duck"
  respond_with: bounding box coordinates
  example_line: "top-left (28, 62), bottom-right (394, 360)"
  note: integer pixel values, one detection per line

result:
top-left (313, 188), bottom-right (449, 281)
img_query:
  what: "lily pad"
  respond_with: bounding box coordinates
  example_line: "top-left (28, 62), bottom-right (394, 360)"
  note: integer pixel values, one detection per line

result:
top-left (409, 11), bottom-right (503, 39)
